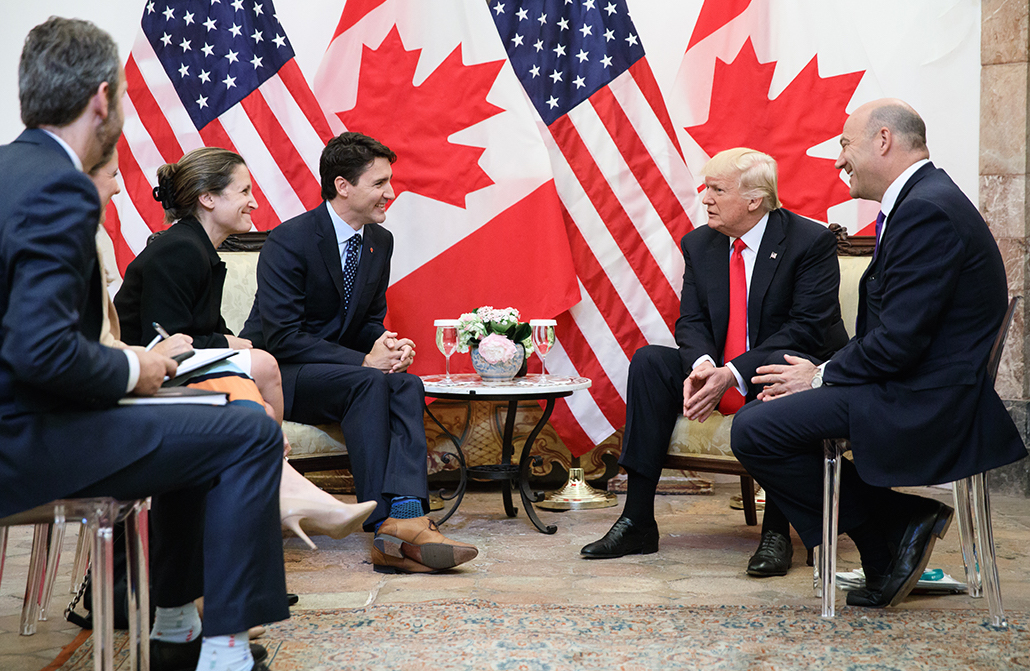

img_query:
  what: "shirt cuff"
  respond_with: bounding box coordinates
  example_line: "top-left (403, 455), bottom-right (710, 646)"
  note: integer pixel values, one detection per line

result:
top-left (725, 361), bottom-right (748, 396)
top-left (692, 354), bottom-right (716, 370)
top-left (123, 349), bottom-right (140, 393)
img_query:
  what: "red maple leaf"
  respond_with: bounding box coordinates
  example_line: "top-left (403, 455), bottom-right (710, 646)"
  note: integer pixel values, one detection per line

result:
top-left (335, 27), bottom-right (505, 209)
top-left (686, 39), bottom-right (864, 223)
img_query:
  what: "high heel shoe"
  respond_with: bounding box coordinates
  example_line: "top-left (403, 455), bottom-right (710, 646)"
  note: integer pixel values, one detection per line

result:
top-left (281, 497), bottom-right (378, 550)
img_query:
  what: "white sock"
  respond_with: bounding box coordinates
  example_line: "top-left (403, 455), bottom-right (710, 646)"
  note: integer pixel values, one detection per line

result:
top-left (196, 632), bottom-right (254, 671)
top-left (150, 603), bottom-right (202, 643)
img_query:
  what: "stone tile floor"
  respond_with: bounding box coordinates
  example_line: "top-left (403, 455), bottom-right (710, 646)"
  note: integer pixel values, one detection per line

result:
top-left (3, 482), bottom-right (1029, 669)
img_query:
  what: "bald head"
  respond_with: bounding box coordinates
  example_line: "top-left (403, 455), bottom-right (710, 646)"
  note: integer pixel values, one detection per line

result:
top-left (835, 98), bottom-right (931, 202)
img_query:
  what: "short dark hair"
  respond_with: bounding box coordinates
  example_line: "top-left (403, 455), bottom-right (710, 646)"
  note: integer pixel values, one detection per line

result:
top-left (19, 17), bottom-right (120, 128)
top-left (154, 147), bottom-right (247, 224)
top-left (867, 104), bottom-right (927, 152)
top-left (320, 132), bottom-right (396, 200)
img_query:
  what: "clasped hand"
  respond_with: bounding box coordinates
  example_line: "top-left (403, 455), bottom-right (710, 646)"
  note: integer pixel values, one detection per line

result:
top-left (682, 360), bottom-right (736, 423)
top-left (363, 331), bottom-right (416, 373)
top-left (751, 354), bottom-right (817, 401)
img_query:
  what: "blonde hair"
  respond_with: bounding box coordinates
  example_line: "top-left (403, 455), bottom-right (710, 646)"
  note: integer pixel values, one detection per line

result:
top-left (701, 148), bottom-right (781, 212)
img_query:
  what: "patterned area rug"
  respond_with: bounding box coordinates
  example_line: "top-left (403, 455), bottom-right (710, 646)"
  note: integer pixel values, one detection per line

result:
top-left (56, 599), bottom-right (1030, 671)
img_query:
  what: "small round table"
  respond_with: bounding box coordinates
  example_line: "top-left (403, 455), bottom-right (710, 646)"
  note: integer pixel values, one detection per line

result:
top-left (421, 373), bottom-right (591, 534)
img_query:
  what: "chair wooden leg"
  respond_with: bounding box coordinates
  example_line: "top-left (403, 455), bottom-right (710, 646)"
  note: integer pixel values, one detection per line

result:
top-left (820, 439), bottom-right (843, 618)
top-left (970, 472), bottom-right (1007, 629)
top-left (740, 476), bottom-right (758, 526)
top-left (953, 478), bottom-right (982, 598)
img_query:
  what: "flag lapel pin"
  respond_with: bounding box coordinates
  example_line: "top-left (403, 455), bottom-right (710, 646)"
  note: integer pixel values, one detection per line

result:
top-left (770, 252), bottom-right (777, 259)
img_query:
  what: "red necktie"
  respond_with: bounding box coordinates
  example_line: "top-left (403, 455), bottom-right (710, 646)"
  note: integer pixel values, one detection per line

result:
top-left (717, 238), bottom-right (747, 415)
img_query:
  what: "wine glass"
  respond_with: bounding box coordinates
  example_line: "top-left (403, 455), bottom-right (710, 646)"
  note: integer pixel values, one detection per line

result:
top-left (434, 319), bottom-right (460, 382)
top-left (530, 319), bottom-right (556, 381)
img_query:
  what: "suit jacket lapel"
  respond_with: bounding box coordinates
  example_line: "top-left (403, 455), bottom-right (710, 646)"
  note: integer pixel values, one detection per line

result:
top-left (315, 207), bottom-right (346, 299)
top-left (706, 232), bottom-right (731, 353)
top-left (748, 211), bottom-right (785, 340)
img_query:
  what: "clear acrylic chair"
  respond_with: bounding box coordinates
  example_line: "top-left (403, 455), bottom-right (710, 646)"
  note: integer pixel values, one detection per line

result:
top-left (0, 497), bottom-right (151, 670)
top-left (814, 296), bottom-right (1019, 626)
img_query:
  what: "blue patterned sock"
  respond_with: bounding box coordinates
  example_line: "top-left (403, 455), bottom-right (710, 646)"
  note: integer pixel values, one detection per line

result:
top-left (389, 496), bottom-right (423, 520)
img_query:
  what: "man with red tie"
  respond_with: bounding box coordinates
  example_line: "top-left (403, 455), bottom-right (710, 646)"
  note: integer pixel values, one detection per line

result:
top-left (581, 148), bottom-right (848, 576)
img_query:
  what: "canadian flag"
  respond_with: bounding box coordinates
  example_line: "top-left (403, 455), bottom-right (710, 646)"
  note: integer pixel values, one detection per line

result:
top-left (662, 0), bottom-right (982, 236)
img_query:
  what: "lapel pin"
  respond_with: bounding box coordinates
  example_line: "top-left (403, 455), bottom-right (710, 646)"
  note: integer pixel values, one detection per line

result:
top-left (770, 252), bottom-right (777, 259)
top-left (370, 247), bottom-right (374, 253)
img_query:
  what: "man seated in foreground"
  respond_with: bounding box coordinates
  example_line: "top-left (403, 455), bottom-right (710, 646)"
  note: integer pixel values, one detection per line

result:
top-left (242, 132), bottom-right (478, 574)
top-left (0, 18), bottom-right (286, 671)
top-left (582, 148), bottom-right (848, 576)
top-left (732, 99), bottom-right (1028, 608)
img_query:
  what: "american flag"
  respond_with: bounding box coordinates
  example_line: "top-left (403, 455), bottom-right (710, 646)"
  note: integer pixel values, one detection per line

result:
top-left (107, 0), bottom-right (333, 280)
top-left (489, 0), bottom-right (701, 451)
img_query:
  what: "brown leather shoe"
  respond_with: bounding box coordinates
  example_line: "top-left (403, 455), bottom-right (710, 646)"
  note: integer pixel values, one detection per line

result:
top-left (374, 516), bottom-right (478, 570)
top-left (371, 545), bottom-right (441, 574)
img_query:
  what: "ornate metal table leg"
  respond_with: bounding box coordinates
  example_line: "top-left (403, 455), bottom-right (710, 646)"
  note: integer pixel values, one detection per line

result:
top-left (500, 400), bottom-right (520, 518)
top-left (518, 399), bottom-right (558, 534)
top-left (423, 402), bottom-right (469, 526)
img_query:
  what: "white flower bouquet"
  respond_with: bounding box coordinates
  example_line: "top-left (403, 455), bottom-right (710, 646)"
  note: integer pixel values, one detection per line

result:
top-left (456, 306), bottom-right (534, 362)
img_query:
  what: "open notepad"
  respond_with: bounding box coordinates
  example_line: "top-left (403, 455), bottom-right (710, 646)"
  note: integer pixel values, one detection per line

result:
top-left (169, 348), bottom-right (238, 379)
top-left (118, 387), bottom-right (227, 406)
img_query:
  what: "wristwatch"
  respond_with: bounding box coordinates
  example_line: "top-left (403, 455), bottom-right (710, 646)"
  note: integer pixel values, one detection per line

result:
top-left (811, 367), bottom-right (824, 389)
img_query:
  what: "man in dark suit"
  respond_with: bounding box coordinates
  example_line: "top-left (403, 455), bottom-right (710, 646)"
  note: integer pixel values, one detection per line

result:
top-left (242, 132), bottom-right (478, 574)
top-left (581, 148), bottom-right (848, 576)
top-left (733, 99), bottom-right (1027, 608)
top-left (0, 18), bottom-right (286, 671)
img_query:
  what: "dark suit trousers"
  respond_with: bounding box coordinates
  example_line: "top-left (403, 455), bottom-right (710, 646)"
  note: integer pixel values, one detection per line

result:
top-left (730, 386), bottom-right (909, 548)
top-left (284, 363), bottom-right (429, 527)
top-left (65, 404), bottom-right (288, 636)
top-left (621, 345), bottom-right (796, 536)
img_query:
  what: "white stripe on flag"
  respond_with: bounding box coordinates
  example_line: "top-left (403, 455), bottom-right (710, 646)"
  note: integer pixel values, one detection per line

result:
top-left (258, 74), bottom-right (327, 183)
top-left (217, 103), bottom-right (307, 223)
top-left (547, 340), bottom-right (616, 444)
top-left (566, 98), bottom-right (683, 293)
top-left (543, 128), bottom-right (676, 347)
top-left (609, 72), bottom-right (701, 220)
top-left (568, 279), bottom-right (632, 400)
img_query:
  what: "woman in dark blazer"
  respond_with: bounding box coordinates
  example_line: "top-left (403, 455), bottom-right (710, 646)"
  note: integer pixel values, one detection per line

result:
top-left (115, 147), bottom-right (375, 549)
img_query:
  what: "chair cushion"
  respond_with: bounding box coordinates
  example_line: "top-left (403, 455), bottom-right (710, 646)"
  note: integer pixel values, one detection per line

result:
top-left (667, 413), bottom-right (734, 457)
top-left (283, 421), bottom-right (348, 459)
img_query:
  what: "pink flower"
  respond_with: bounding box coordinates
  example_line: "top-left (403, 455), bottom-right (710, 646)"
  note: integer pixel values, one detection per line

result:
top-left (478, 333), bottom-right (518, 364)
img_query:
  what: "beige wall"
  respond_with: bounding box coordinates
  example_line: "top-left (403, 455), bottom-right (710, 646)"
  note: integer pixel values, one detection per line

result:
top-left (982, 0), bottom-right (1030, 402)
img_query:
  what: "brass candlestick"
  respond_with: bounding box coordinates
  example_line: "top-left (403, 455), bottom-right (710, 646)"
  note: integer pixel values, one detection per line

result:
top-left (536, 456), bottom-right (617, 510)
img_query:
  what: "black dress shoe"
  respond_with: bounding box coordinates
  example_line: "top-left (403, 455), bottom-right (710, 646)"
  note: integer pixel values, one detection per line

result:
top-left (151, 639), bottom-right (267, 671)
top-left (845, 565), bottom-right (888, 607)
top-left (287, 592), bottom-right (299, 606)
top-left (581, 516), bottom-right (659, 559)
top-left (847, 498), bottom-right (953, 608)
top-left (746, 530), bottom-right (793, 577)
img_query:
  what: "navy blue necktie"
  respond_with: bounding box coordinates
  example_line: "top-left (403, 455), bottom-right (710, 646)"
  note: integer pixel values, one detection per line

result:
top-left (342, 234), bottom-right (361, 312)
top-left (872, 211), bottom-right (885, 260)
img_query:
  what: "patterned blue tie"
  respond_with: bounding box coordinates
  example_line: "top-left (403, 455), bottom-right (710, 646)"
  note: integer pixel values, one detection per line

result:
top-left (342, 233), bottom-right (362, 312)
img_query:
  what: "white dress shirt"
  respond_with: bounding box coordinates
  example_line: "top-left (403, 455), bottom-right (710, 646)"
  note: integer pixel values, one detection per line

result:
top-left (326, 201), bottom-right (364, 262)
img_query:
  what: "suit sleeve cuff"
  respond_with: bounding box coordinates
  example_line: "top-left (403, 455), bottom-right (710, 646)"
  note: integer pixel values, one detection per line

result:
top-left (725, 361), bottom-right (747, 396)
top-left (123, 349), bottom-right (140, 393)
